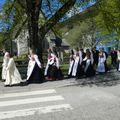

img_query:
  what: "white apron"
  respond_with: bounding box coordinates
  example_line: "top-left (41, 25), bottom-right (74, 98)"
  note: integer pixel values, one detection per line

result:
top-left (118, 63), bottom-right (120, 71)
top-left (84, 59), bottom-right (91, 72)
top-left (97, 57), bottom-right (105, 73)
top-left (72, 55), bottom-right (80, 76)
top-left (44, 53), bottom-right (55, 76)
top-left (27, 55), bottom-right (41, 80)
top-left (68, 60), bottom-right (74, 75)
top-left (118, 52), bottom-right (120, 71)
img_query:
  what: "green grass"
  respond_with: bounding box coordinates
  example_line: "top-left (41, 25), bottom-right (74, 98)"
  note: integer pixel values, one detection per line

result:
top-left (60, 64), bottom-right (69, 75)
top-left (107, 56), bottom-right (111, 66)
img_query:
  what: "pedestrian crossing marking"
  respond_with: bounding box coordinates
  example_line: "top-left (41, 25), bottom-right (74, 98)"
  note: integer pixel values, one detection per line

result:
top-left (0, 89), bottom-right (56, 99)
top-left (0, 104), bottom-right (73, 119)
top-left (0, 89), bottom-right (73, 119)
top-left (0, 95), bottom-right (64, 107)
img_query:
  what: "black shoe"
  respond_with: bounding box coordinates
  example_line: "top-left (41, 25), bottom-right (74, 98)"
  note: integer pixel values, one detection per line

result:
top-left (1, 79), bottom-right (5, 82)
top-left (75, 78), bottom-right (78, 80)
top-left (67, 75), bottom-right (71, 79)
top-left (4, 85), bottom-right (10, 87)
top-left (20, 81), bottom-right (29, 86)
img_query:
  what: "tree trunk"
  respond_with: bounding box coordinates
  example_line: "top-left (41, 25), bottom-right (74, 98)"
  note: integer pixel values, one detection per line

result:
top-left (26, 0), bottom-right (43, 61)
top-left (25, 0), bottom-right (79, 64)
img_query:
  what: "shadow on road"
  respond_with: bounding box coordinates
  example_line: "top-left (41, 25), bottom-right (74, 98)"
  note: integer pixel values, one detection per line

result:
top-left (64, 70), bottom-right (120, 88)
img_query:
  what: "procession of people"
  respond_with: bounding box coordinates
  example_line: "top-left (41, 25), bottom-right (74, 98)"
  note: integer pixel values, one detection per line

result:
top-left (1, 47), bottom-right (120, 87)
top-left (68, 47), bottom-right (120, 79)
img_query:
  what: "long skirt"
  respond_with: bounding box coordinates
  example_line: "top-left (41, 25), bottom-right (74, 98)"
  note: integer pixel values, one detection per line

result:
top-left (68, 61), bottom-right (74, 77)
top-left (117, 62), bottom-right (120, 71)
top-left (76, 64), bottom-right (84, 78)
top-left (68, 62), bottom-right (74, 78)
top-left (104, 61), bottom-right (108, 72)
top-left (85, 64), bottom-right (95, 77)
top-left (96, 62), bottom-right (105, 73)
top-left (47, 65), bottom-right (63, 80)
top-left (2, 67), bottom-right (7, 80)
top-left (27, 63), bottom-right (44, 83)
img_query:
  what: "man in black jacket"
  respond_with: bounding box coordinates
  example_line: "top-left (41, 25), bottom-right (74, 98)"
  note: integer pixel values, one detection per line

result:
top-left (110, 48), bottom-right (117, 66)
top-left (92, 47), bottom-right (99, 68)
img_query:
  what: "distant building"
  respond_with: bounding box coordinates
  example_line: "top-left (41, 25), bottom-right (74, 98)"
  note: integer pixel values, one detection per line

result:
top-left (4, 30), bottom-right (70, 56)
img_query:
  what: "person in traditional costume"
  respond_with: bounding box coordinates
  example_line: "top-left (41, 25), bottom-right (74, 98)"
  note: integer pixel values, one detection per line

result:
top-left (96, 51), bottom-right (106, 74)
top-left (4, 53), bottom-right (22, 87)
top-left (68, 49), bottom-right (75, 78)
top-left (2, 51), bottom-right (9, 81)
top-left (117, 49), bottom-right (120, 72)
top-left (82, 49), bottom-right (95, 77)
top-left (76, 48), bottom-right (84, 79)
top-left (81, 48), bottom-right (86, 60)
top-left (110, 48), bottom-right (117, 67)
top-left (44, 49), bottom-right (55, 78)
top-left (101, 48), bottom-right (108, 72)
top-left (26, 48), bottom-right (44, 84)
top-left (72, 48), bottom-right (80, 77)
top-left (45, 48), bottom-right (63, 80)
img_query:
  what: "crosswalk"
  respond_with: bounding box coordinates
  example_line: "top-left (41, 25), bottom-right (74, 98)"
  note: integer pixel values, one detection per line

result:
top-left (0, 89), bottom-right (73, 120)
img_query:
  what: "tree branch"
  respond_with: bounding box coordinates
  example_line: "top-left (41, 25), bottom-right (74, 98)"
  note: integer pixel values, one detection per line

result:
top-left (4, 0), bottom-right (16, 19)
top-left (14, 18), bottom-right (28, 38)
top-left (60, 3), bottom-right (99, 27)
top-left (17, 0), bottom-right (26, 9)
top-left (39, 0), bottom-right (76, 36)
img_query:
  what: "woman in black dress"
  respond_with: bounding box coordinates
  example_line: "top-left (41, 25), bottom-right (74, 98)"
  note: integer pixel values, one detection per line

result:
top-left (26, 48), bottom-right (44, 84)
top-left (76, 48), bottom-right (84, 79)
top-left (46, 48), bottom-right (63, 81)
top-left (68, 49), bottom-right (75, 78)
top-left (83, 49), bottom-right (95, 77)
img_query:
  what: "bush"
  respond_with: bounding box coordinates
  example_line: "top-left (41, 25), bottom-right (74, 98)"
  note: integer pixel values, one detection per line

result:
top-left (60, 64), bottom-right (69, 75)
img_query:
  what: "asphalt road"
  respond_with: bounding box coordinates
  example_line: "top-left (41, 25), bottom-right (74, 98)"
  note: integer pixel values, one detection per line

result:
top-left (0, 70), bottom-right (120, 120)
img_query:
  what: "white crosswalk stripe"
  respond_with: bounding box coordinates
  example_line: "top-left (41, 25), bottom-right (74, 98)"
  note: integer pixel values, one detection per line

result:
top-left (0, 96), bottom-right (64, 107)
top-left (0, 89), bottom-right (73, 120)
top-left (0, 89), bottom-right (56, 99)
top-left (0, 104), bottom-right (72, 119)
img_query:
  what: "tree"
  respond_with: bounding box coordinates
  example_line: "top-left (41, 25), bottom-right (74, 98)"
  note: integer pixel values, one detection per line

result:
top-left (25, 0), bottom-right (77, 61)
top-left (96, 0), bottom-right (120, 36)
top-left (56, 17), bottom-right (97, 47)
top-left (1, 0), bottom-right (78, 61)
top-left (79, 18), bottom-right (97, 47)
top-left (1, 0), bottom-right (108, 58)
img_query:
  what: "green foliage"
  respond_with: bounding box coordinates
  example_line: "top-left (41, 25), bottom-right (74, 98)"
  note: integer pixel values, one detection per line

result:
top-left (55, 17), bottom-right (97, 47)
top-left (55, 0), bottom-right (120, 47)
top-left (60, 64), bottom-right (69, 75)
top-left (0, 33), bottom-right (4, 42)
top-left (1, 0), bottom-right (120, 49)
top-left (0, 0), bottom-right (27, 42)
top-left (96, 0), bottom-right (120, 37)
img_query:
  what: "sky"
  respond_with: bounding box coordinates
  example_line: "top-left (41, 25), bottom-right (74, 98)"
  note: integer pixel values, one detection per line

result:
top-left (0, 0), bottom-right (6, 31)
top-left (0, 0), bottom-right (5, 7)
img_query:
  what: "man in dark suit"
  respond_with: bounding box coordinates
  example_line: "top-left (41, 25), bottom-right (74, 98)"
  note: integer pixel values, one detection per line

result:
top-left (110, 48), bottom-right (117, 66)
top-left (92, 47), bottom-right (99, 68)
